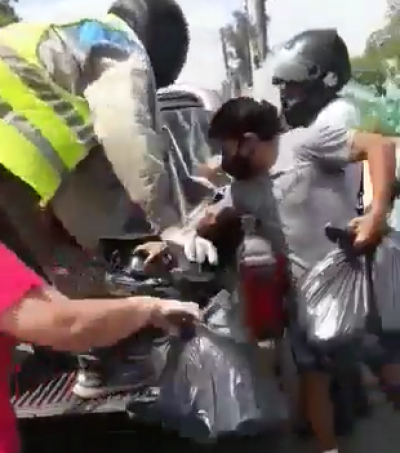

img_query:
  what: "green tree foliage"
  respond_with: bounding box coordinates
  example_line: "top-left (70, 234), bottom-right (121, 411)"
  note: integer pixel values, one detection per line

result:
top-left (365, 14), bottom-right (400, 60)
top-left (351, 54), bottom-right (386, 94)
top-left (346, 2), bottom-right (400, 135)
top-left (351, 3), bottom-right (400, 89)
top-left (0, 0), bottom-right (19, 27)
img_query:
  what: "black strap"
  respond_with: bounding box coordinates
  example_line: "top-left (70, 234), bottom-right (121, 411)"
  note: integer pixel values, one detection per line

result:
top-left (365, 250), bottom-right (383, 335)
top-left (357, 167), bottom-right (364, 215)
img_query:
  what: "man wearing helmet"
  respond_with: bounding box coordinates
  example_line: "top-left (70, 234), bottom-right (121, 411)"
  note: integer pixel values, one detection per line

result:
top-left (269, 29), bottom-right (396, 453)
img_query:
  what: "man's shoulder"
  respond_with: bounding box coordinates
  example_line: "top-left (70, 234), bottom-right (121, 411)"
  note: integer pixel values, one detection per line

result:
top-left (276, 126), bottom-right (318, 156)
top-left (314, 98), bottom-right (360, 130)
top-left (296, 98), bottom-right (356, 151)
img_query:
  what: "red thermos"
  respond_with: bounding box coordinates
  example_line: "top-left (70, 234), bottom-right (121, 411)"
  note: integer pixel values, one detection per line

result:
top-left (238, 215), bottom-right (288, 340)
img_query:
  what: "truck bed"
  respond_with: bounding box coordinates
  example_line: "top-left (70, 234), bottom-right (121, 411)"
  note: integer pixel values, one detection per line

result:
top-left (11, 347), bottom-right (153, 419)
top-left (12, 371), bottom-right (141, 418)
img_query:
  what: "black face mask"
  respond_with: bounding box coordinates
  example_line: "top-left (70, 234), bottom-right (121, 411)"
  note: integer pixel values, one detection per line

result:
top-left (281, 87), bottom-right (336, 129)
top-left (281, 99), bottom-right (310, 128)
top-left (221, 152), bottom-right (254, 180)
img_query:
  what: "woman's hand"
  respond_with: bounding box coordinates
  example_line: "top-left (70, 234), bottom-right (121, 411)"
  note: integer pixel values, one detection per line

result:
top-left (150, 298), bottom-right (200, 332)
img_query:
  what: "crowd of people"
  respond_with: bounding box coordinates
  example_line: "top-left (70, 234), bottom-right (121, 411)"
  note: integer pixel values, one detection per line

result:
top-left (0, 2), bottom-right (398, 453)
top-left (194, 29), bottom-right (396, 453)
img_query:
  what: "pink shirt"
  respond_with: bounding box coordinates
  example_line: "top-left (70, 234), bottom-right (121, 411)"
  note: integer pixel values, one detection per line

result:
top-left (0, 244), bottom-right (43, 453)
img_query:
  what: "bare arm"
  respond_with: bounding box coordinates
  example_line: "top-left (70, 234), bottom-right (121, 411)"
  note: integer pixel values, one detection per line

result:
top-left (349, 131), bottom-right (396, 218)
top-left (0, 286), bottom-right (163, 352)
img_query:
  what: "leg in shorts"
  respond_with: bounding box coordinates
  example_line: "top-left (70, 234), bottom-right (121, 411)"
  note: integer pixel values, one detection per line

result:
top-left (288, 322), bottom-right (363, 435)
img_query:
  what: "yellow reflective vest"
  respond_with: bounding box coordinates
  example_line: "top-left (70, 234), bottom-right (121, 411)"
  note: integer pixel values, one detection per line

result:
top-left (0, 14), bottom-right (132, 204)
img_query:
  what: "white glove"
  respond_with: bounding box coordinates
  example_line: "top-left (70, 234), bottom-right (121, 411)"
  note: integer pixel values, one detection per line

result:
top-left (183, 234), bottom-right (218, 265)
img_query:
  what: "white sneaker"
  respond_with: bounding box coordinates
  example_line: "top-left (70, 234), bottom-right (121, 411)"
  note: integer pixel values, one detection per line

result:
top-left (72, 340), bottom-right (167, 399)
top-left (72, 370), bottom-right (152, 399)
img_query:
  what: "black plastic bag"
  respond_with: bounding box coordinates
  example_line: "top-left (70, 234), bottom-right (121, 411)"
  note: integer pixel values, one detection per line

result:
top-left (149, 324), bottom-right (286, 443)
top-left (298, 227), bottom-right (370, 348)
top-left (373, 230), bottom-right (400, 332)
top-left (126, 290), bottom-right (287, 442)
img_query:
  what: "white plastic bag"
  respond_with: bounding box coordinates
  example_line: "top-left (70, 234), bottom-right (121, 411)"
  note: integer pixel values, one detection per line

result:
top-left (298, 247), bottom-right (369, 347)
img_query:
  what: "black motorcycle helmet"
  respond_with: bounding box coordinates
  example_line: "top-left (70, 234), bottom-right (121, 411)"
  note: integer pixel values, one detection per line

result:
top-left (271, 29), bottom-right (351, 128)
top-left (108, 0), bottom-right (189, 88)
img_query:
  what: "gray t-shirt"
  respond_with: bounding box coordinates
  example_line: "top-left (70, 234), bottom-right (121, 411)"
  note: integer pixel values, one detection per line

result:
top-left (231, 121), bottom-right (355, 279)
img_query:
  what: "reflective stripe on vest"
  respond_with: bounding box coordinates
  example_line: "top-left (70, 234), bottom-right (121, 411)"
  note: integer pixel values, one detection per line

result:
top-left (0, 99), bottom-right (68, 177)
top-left (0, 44), bottom-right (95, 202)
top-left (0, 44), bottom-right (94, 159)
top-left (0, 99), bottom-right (64, 203)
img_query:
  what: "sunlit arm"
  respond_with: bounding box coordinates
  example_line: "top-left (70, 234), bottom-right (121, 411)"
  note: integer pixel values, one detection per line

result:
top-left (350, 131), bottom-right (396, 219)
top-left (0, 286), bottom-right (159, 352)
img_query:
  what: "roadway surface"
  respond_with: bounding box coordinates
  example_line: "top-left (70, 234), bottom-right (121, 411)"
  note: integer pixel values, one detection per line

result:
top-left (341, 397), bottom-right (400, 453)
top-left (265, 341), bottom-right (400, 453)
top-left (290, 393), bottom-right (400, 453)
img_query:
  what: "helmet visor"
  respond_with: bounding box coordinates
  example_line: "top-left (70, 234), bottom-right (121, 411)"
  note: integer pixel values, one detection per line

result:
top-left (271, 43), bottom-right (320, 84)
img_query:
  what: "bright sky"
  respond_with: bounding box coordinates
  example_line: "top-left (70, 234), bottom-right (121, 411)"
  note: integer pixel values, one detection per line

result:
top-left (17, 0), bottom-right (388, 89)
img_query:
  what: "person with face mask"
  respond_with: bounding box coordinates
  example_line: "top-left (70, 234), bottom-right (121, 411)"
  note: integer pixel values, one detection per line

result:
top-left (270, 29), bottom-right (400, 445)
top-left (183, 98), bottom-right (282, 263)
top-left (186, 50), bottom-right (396, 452)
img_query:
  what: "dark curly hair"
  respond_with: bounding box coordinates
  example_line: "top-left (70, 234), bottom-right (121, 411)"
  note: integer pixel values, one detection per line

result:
top-left (209, 97), bottom-right (281, 142)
